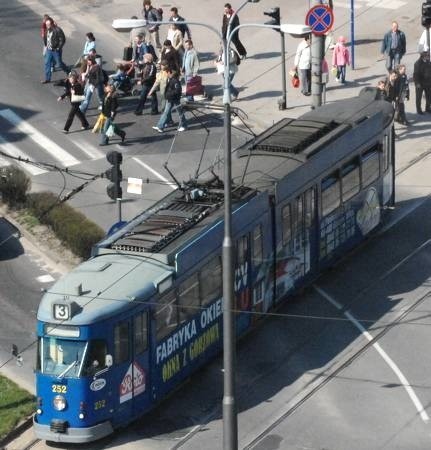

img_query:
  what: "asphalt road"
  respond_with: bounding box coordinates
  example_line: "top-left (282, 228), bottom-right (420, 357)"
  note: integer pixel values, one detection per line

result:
top-left (0, 217), bottom-right (63, 394)
top-left (2, 0), bottom-right (431, 449)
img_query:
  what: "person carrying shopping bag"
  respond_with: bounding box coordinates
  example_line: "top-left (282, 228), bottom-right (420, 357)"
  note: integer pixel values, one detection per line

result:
top-left (99, 85), bottom-right (126, 146)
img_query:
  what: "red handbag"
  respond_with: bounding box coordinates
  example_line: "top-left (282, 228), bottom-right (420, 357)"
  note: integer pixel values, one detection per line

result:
top-left (291, 74), bottom-right (300, 88)
top-left (186, 75), bottom-right (204, 96)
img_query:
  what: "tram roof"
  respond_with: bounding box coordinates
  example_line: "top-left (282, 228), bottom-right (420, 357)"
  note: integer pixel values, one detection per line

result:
top-left (38, 253), bottom-right (173, 325)
top-left (93, 88), bottom-right (393, 266)
top-left (232, 87), bottom-right (394, 193)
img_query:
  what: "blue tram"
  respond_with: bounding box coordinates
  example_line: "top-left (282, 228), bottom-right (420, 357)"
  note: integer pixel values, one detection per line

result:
top-left (33, 88), bottom-right (395, 442)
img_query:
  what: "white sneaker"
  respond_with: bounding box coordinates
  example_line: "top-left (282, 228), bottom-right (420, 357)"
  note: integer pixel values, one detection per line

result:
top-left (177, 127), bottom-right (186, 132)
top-left (152, 126), bottom-right (163, 133)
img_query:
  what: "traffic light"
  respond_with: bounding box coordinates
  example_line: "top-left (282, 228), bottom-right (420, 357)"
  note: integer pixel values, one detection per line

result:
top-left (264, 7), bottom-right (280, 31)
top-left (105, 151), bottom-right (123, 200)
top-left (423, 1), bottom-right (431, 27)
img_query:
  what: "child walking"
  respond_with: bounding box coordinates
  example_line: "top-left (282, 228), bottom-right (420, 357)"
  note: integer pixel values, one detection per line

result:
top-left (332, 36), bottom-right (350, 83)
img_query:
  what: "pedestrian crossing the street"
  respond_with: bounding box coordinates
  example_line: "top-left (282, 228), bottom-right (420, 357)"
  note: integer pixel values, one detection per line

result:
top-left (0, 108), bottom-right (105, 176)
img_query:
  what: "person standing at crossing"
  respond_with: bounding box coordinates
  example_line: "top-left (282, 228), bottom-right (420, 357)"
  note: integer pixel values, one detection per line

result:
top-left (42, 19), bottom-right (69, 83)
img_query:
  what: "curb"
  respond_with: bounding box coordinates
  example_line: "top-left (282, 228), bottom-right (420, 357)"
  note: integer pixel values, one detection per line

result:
top-left (0, 416), bottom-right (33, 449)
top-left (0, 205), bottom-right (80, 275)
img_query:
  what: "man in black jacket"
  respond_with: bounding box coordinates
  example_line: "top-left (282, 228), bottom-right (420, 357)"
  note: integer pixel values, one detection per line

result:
top-left (134, 53), bottom-right (158, 115)
top-left (152, 69), bottom-right (187, 132)
top-left (222, 3), bottom-right (246, 59)
top-left (42, 19), bottom-right (68, 83)
top-left (413, 52), bottom-right (431, 114)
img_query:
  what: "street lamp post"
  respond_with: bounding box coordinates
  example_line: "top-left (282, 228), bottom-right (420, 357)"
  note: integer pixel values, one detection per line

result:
top-left (112, 11), bottom-right (305, 450)
top-left (223, 3), bottom-right (256, 448)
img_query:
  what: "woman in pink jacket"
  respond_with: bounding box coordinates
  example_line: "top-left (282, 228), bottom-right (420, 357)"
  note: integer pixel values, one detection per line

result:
top-left (332, 36), bottom-right (350, 83)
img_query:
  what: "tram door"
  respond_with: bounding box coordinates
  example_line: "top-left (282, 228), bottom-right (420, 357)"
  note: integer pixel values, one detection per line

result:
top-left (235, 233), bottom-right (251, 334)
top-left (114, 311), bottom-right (151, 423)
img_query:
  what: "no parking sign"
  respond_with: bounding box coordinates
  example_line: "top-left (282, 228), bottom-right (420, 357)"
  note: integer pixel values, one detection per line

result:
top-left (305, 5), bottom-right (334, 36)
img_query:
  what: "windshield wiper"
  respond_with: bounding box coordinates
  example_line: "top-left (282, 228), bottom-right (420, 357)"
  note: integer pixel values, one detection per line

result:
top-left (57, 360), bottom-right (78, 379)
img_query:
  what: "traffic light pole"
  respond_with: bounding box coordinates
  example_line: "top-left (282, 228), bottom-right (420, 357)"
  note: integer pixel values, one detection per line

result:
top-left (117, 199), bottom-right (122, 222)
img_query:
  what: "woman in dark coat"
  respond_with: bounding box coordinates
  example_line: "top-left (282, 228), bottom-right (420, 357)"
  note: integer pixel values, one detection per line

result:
top-left (57, 72), bottom-right (89, 133)
top-left (100, 84), bottom-right (126, 146)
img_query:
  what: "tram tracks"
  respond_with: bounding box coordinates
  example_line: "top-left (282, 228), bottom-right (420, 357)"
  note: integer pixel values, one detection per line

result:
top-left (242, 287), bottom-right (431, 450)
top-left (169, 287), bottom-right (431, 449)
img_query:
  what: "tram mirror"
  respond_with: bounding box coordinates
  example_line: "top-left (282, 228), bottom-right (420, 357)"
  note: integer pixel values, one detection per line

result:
top-left (105, 354), bottom-right (113, 368)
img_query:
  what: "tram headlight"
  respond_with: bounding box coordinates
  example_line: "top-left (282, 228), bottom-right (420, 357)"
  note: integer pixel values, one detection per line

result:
top-left (53, 395), bottom-right (67, 411)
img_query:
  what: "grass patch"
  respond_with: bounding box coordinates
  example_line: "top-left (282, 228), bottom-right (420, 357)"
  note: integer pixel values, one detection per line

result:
top-left (0, 374), bottom-right (35, 440)
top-left (15, 210), bottom-right (40, 231)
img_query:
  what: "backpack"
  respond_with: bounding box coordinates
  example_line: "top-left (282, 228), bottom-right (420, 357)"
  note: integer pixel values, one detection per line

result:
top-left (156, 7), bottom-right (163, 21)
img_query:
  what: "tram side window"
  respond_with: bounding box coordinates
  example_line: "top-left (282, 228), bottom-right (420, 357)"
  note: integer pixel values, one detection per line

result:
top-left (292, 196), bottom-right (304, 241)
top-left (361, 146), bottom-right (380, 187)
top-left (178, 273), bottom-right (200, 323)
top-left (281, 204), bottom-right (292, 246)
top-left (83, 339), bottom-right (107, 376)
top-left (114, 321), bottom-right (129, 364)
top-left (156, 290), bottom-right (178, 341)
top-left (134, 312), bottom-right (148, 355)
top-left (321, 172), bottom-right (341, 217)
top-left (200, 256), bottom-right (222, 307)
top-left (341, 159), bottom-right (360, 202)
top-left (304, 187), bottom-right (316, 229)
top-left (236, 235), bottom-right (248, 266)
top-left (252, 224), bottom-right (263, 264)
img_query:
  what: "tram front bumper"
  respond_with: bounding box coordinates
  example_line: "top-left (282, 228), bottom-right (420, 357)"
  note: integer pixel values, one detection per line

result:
top-left (33, 415), bottom-right (113, 443)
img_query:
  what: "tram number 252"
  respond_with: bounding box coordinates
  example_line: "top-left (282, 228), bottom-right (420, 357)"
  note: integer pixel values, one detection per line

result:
top-left (52, 384), bottom-right (67, 394)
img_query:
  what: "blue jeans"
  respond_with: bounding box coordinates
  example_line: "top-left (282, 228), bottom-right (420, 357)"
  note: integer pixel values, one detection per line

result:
top-left (337, 65), bottom-right (346, 83)
top-left (135, 84), bottom-right (158, 114)
top-left (157, 100), bottom-right (186, 129)
top-left (386, 50), bottom-right (401, 72)
top-left (79, 84), bottom-right (94, 114)
top-left (44, 49), bottom-right (68, 81)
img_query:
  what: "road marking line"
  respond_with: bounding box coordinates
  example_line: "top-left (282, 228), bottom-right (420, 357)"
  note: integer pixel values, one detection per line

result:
top-left (0, 135), bottom-right (47, 175)
top-left (0, 108), bottom-right (79, 167)
top-left (132, 157), bottom-right (177, 190)
top-left (69, 138), bottom-right (105, 159)
top-left (314, 285), bottom-right (430, 423)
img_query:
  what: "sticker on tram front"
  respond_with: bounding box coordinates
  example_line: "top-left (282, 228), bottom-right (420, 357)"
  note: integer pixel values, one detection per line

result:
top-left (90, 378), bottom-right (106, 391)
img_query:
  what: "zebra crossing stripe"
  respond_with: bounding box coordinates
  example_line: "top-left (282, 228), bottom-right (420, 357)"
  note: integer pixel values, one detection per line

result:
top-left (0, 135), bottom-right (47, 175)
top-left (0, 108), bottom-right (79, 167)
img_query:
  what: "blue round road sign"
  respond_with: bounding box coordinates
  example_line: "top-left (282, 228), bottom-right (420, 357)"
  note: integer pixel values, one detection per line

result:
top-left (305, 5), bottom-right (334, 36)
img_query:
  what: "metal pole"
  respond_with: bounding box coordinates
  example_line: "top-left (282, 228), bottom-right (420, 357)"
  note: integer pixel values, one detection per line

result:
top-left (311, 3), bottom-right (323, 108)
top-left (279, 32), bottom-right (287, 110)
top-left (117, 199), bottom-right (122, 222)
top-left (222, 2), bottom-right (252, 448)
top-left (427, 26), bottom-right (430, 60)
top-left (350, 0), bottom-right (355, 69)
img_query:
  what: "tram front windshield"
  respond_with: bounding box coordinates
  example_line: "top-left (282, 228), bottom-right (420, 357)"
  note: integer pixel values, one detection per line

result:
top-left (38, 337), bottom-right (106, 378)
